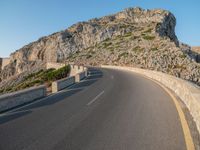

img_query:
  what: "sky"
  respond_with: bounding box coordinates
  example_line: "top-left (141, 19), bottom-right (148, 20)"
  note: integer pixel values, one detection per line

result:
top-left (0, 0), bottom-right (200, 57)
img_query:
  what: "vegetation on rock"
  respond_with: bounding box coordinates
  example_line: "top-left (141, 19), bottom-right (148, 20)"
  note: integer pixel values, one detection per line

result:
top-left (0, 65), bottom-right (70, 94)
top-left (0, 7), bottom-right (200, 90)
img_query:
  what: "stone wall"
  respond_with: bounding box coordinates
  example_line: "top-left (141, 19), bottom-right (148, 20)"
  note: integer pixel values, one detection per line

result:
top-left (102, 65), bottom-right (200, 135)
top-left (75, 71), bottom-right (87, 82)
top-left (70, 65), bottom-right (85, 76)
top-left (0, 85), bottom-right (46, 113)
top-left (52, 66), bottom-right (87, 93)
top-left (52, 76), bottom-right (75, 93)
top-left (0, 64), bottom-right (88, 113)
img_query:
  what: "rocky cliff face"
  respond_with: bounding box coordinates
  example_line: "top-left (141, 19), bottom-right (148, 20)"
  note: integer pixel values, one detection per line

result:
top-left (191, 47), bottom-right (200, 62)
top-left (0, 7), bottom-right (200, 87)
top-left (192, 47), bottom-right (200, 54)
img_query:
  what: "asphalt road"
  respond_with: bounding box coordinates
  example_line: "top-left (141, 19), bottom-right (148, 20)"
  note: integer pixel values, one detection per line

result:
top-left (0, 68), bottom-right (187, 150)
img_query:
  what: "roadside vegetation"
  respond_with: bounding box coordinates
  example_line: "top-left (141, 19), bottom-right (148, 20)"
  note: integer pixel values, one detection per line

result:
top-left (0, 65), bottom-right (71, 94)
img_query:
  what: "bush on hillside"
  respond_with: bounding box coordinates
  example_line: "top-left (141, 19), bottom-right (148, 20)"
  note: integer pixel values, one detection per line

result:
top-left (42, 65), bottom-right (71, 81)
top-left (0, 65), bottom-right (71, 94)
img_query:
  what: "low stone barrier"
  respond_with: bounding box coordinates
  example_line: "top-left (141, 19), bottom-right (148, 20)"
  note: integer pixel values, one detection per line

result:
top-left (0, 65), bottom-right (88, 112)
top-left (101, 65), bottom-right (200, 134)
top-left (51, 65), bottom-right (87, 93)
top-left (84, 67), bottom-right (88, 76)
top-left (52, 70), bottom-right (87, 93)
top-left (75, 71), bottom-right (87, 82)
top-left (0, 85), bottom-right (46, 113)
top-left (70, 65), bottom-right (85, 76)
top-left (52, 76), bottom-right (75, 93)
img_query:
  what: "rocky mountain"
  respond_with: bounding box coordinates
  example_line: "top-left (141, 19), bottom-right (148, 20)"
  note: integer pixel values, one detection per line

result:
top-left (0, 7), bottom-right (200, 88)
top-left (192, 47), bottom-right (200, 54)
top-left (190, 47), bottom-right (200, 63)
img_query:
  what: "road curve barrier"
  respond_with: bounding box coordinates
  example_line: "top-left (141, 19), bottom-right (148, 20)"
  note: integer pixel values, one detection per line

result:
top-left (75, 71), bottom-right (87, 82)
top-left (101, 65), bottom-right (200, 135)
top-left (0, 65), bottom-right (88, 113)
top-left (0, 85), bottom-right (46, 113)
top-left (52, 76), bottom-right (75, 93)
top-left (52, 66), bottom-right (88, 93)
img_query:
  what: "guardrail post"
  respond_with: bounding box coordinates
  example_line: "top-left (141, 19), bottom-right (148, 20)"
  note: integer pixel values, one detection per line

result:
top-left (75, 74), bottom-right (80, 82)
top-left (52, 82), bottom-right (58, 93)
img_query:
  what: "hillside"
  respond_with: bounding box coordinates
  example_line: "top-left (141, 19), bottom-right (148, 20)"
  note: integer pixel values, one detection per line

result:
top-left (192, 47), bottom-right (200, 54)
top-left (0, 7), bottom-right (200, 88)
top-left (0, 65), bottom-right (70, 94)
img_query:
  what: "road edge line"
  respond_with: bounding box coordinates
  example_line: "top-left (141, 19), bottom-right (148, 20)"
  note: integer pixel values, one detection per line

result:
top-left (101, 66), bottom-right (196, 150)
top-left (145, 76), bottom-right (195, 150)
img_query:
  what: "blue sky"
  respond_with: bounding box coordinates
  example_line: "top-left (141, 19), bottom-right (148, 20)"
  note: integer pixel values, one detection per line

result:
top-left (0, 0), bottom-right (200, 57)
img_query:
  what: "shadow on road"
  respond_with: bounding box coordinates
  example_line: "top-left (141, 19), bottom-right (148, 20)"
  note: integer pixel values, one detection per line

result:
top-left (0, 68), bottom-right (103, 124)
top-left (18, 68), bottom-right (103, 111)
top-left (20, 88), bottom-right (83, 111)
top-left (0, 110), bottom-right (32, 125)
top-left (69, 68), bottom-right (103, 89)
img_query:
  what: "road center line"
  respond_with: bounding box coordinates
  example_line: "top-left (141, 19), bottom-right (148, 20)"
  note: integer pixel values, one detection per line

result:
top-left (87, 91), bottom-right (105, 106)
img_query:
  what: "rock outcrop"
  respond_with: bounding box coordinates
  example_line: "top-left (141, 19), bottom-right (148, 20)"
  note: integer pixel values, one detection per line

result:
top-left (192, 47), bottom-right (200, 54)
top-left (191, 47), bottom-right (200, 62)
top-left (0, 7), bottom-right (200, 88)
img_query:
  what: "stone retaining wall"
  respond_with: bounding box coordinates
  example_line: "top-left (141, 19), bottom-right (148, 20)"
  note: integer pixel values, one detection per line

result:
top-left (75, 71), bottom-right (87, 82)
top-left (102, 65), bottom-right (200, 134)
top-left (52, 76), bottom-right (75, 93)
top-left (0, 85), bottom-right (46, 113)
top-left (51, 64), bottom-right (87, 93)
top-left (0, 64), bottom-right (88, 113)
top-left (70, 65), bottom-right (85, 76)
top-left (52, 70), bottom-right (87, 93)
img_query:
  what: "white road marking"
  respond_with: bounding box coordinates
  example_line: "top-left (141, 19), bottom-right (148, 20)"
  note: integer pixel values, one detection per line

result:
top-left (87, 91), bottom-right (105, 106)
top-left (0, 78), bottom-right (88, 115)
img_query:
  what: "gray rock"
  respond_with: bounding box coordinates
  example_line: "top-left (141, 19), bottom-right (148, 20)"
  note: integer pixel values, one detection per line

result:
top-left (1, 7), bottom-right (200, 88)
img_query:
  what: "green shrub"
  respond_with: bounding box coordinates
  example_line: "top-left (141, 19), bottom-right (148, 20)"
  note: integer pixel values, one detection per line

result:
top-left (25, 69), bottom-right (44, 80)
top-left (143, 28), bottom-right (153, 33)
top-left (103, 38), bottom-right (110, 42)
top-left (108, 47), bottom-right (115, 52)
top-left (86, 54), bottom-right (92, 59)
top-left (132, 46), bottom-right (143, 52)
top-left (42, 65), bottom-right (71, 81)
top-left (179, 54), bottom-right (187, 58)
top-left (130, 36), bottom-right (139, 40)
top-left (118, 52), bottom-right (129, 58)
top-left (151, 47), bottom-right (158, 51)
top-left (142, 35), bottom-right (155, 40)
top-left (102, 42), bottom-right (112, 48)
top-left (119, 24), bottom-right (128, 29)
top-left (0, 65), bottom-right (71, 94)
top-left (124, 32), bottom-right (132, 37)
top-left (88, 50), bottom-right (96, 55)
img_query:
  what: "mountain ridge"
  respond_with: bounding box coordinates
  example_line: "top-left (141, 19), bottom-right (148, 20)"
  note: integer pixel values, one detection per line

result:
top-left (0, 7), bottom-right (200, 89)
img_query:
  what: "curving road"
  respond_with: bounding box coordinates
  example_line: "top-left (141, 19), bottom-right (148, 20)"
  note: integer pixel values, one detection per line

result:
top-left (0, 68), bottom-right (187, 150)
